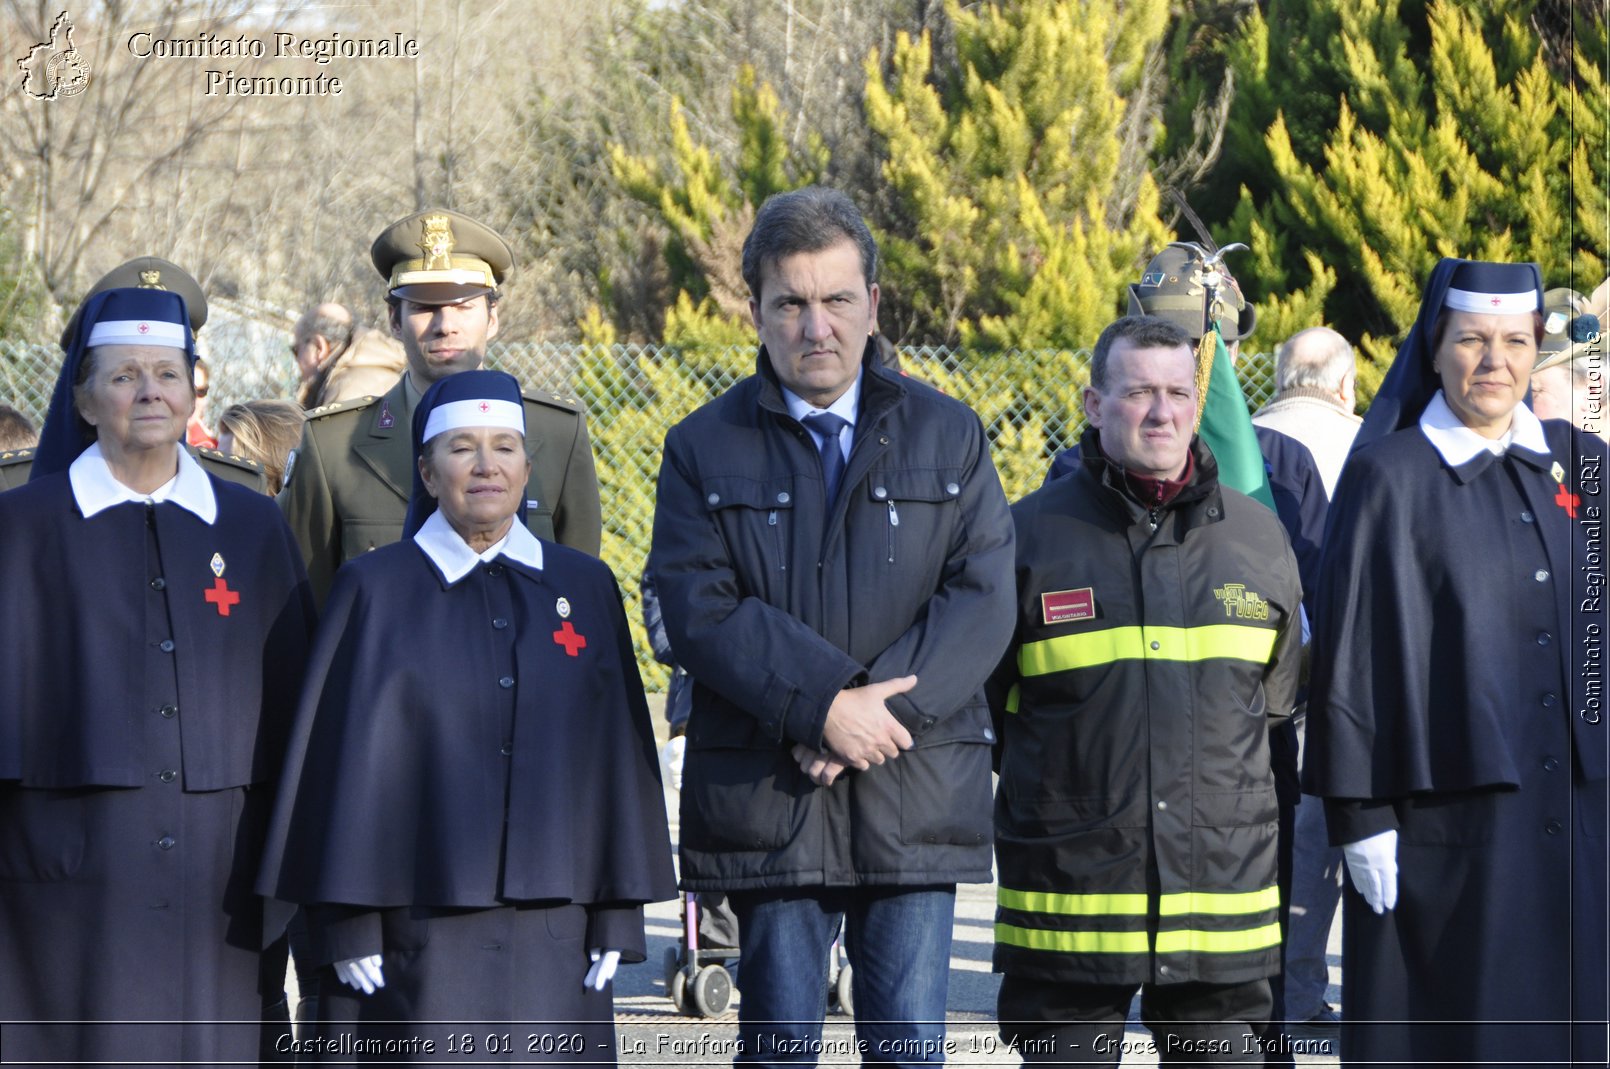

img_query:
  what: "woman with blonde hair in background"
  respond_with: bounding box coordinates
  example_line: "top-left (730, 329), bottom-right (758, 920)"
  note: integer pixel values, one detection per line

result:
top-left (217, 399), bottom-right (305, 495)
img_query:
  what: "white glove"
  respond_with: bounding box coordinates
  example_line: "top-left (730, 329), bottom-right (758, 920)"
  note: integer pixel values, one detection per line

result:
top-left (659, 736), bottom-right (686, 792)
top-left (1342, 828), bottom-right (1399, 914)
top-left (333, 953), bottom-right (386, 995)
top-left (584, 948), bottom-right (621, 990)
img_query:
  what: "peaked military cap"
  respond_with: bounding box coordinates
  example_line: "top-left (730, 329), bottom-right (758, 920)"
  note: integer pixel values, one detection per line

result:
top-left (371, 208), bottom-right (513, 306)
top-left (59, 256), bottom-right (206, 349)
top-left (1128, 242), bottom-right (1256, 341)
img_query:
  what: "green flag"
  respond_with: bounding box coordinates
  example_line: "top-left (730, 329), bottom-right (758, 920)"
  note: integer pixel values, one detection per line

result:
top-left (1196, 325), bottom-right (1275, 511)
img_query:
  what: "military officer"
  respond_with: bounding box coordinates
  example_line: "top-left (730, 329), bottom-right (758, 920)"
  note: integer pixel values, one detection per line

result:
top-left (0, 256), bottom-right (265, 493)
top-left (277, 208), bottom-right (602, 604)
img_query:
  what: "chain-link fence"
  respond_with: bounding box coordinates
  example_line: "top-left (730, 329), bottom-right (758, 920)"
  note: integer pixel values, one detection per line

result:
top-left (1, 340), bottom-right (1278, 691)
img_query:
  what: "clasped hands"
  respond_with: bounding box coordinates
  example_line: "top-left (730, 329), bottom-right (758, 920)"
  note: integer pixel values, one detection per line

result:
top-left (333, 948), bottom-right (621, 994)
top-left (790, 675), bottom-right (917, 787)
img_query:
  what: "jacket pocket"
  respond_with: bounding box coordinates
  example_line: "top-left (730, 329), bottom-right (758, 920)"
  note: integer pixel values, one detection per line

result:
top-left (341, 519), bottom-right (401, 562)
top-left (866, 467), bottom-right (962, 566)
top-left (1193, 787), bottom-right (1278, 828)
top-left (680, 746), bottom-right (799, 853)
top-left (898, 736), bottom-right (993, 847)
top-left (0, 786), bottom-right (88, 883)
top-left (522, 504), bottom-right (556, 542)
top-left (703, 475), bottom-right (794, 575)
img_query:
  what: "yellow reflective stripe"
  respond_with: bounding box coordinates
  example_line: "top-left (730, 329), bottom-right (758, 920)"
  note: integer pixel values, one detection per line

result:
top-left (1004, 683), bottom-right (1020, 714)
top-left (996, 922), bottom-right (1150, 955)
top-left (1158, 886), bottom-right (1280, 916)
top-left (1018, 625), bottom-right (1277, 677)
top-left (999, 887), bottom-right (1148, 916)
top-left (1155, 922), bottom-right (1283, 955)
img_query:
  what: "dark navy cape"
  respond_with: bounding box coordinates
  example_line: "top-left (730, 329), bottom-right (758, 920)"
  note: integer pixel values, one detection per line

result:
top-left (257, 534), bottom-right (675, 923)
top-left (1304, 419), bottom-right (1608, 1066)
top-left (0, 473), bottom-right (314, 788)
top-left (0, 471), bottom-right (315, 1065)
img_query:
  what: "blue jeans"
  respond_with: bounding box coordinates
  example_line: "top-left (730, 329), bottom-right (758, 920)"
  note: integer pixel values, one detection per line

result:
top-left (1286, 719), bottom-right (1343, 1020)
top-left (729, 886), bottom-right (956, 1068)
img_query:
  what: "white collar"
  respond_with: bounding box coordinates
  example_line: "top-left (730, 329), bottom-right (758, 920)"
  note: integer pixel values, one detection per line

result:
top-left (1419, 390), bottom-right (1549, 466)
top-left (69, 442), bottom-right (217, 524)
top-left (412, 507), bottom-right (544, 585)
top-left (783, 369), bottom-right (862, 429)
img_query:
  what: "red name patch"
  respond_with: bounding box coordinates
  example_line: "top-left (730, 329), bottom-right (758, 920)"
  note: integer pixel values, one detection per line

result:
top-left (1041, 587), bottom-right (1095, 625)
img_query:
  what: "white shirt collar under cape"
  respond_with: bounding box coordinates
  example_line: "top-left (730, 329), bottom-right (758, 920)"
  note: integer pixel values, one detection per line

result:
top-left (412, 507), bottom-right (543, 585)
top-left (69, 441), bottom-right (217, 524)
top-left (783, 369), bottom-right (862, 460)
top-left (1419, 390), bottom-right (1548, 467)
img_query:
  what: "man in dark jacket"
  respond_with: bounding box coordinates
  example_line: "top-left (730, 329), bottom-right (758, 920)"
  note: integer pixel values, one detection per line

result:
top-left (652, 186), bottom-right (1016, 1066)
top-left (989, 315), bottom-right (1302, 1063)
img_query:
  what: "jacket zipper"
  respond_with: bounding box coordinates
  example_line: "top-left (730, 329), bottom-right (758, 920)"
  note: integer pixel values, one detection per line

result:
top-left (887, 501), bottom-right (899, 563)
top-left (769, 508), bottom-right (787, 571)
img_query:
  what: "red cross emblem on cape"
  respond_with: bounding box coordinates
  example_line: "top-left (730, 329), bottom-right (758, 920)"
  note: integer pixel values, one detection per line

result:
top-left (205, 577), bottom-right (240, 616)
top-left (1555, 482), bottom-right (1580, 518)
top-left (552, 621), bottom-right (587, 656)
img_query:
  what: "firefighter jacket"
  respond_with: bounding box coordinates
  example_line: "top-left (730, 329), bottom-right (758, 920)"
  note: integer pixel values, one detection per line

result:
top-left (988, 431), bottom-right (1301, 986)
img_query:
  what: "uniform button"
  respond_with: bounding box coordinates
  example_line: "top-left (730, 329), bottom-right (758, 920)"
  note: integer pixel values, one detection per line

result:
top-left (486, 564), bottom-right (504, 577)
top-left (149, 577), bottom-right (166, 591)
top-left (1535, 570), bottom-right (1550, 582)
top-left (1156, 800), bottom-right (1168, 811)
top-left (982, 728), bottom-right (995, 743)
top-left (158, 769), bottom-right (177, 783)
top-left (500, 742), bottom-right (513, 756)
top-left (1545, 819), bottom-right (1563, 835)
top-left (1150, 640), bottom-right (1161, 650)
top-left (1538, 632), bottom-right (1552, 646)
top-left (492, 617), bottom-right (509, 630)
top-left (1543, 693), bottom-right (1558, 708)
top-left (707, 493), bottom-right (721, 506)
top-left (1158, 964), bottom-right (1172, 976)
top-left (777, 492), bottom-right (790, 504)
top-left (158, 704), bottom-right (177, 718)
top-left (946, 482), bottom-right (960, 496)
top-left (157, 835), bottom-right (176, 850)
top-left (1543, 757), bottom-right (1560, 772)
top-left (873, 486), bottom-right (888, 500)
top-left (159, 639), bottom-right (175, 653)
top-left (1521, 510), bottom-right (1535, 523)
top-left (1207, 507), bottom-right (1220, 517)
top-left (498, 676), bottom-right (515, 689)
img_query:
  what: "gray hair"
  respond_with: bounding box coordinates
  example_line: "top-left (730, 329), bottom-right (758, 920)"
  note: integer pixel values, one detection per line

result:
top-left (741, 186), bottom-right (878, 299)
top-left (1274, 327), bottom-right (1355, 392)
top-left (1089, 315), bottom-right (1193, 391)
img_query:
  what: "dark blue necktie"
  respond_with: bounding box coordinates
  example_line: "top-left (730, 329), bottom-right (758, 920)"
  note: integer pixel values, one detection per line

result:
top-left (803, 411), bottom-right (850, 504)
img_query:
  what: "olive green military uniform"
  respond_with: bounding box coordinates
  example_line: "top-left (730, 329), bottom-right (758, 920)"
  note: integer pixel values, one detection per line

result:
top-left (0, 445), bottom-right (265, 493)
top-left (276, 376), bottom-right (600, 605)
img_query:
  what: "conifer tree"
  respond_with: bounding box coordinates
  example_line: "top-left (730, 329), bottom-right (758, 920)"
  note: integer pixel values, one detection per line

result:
top-left (1202, 0), bottom-right (1605, 395)
top-left (861, 0), bottom-right (1174, 347)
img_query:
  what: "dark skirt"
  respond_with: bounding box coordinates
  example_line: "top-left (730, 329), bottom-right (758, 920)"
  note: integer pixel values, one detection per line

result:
top-left (0, 782), bottom-right (273, 1067)
top-left (305, 903), bottom-right (617, 1066)
top-left (1341, 778), bottom-right (1608, 1068)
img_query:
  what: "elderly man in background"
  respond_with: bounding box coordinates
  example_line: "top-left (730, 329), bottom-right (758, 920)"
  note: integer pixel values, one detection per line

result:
top-left (291, 301), bottom-right (406, 409)
top-left (1249, 325), bottom-right (1363, 1036)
